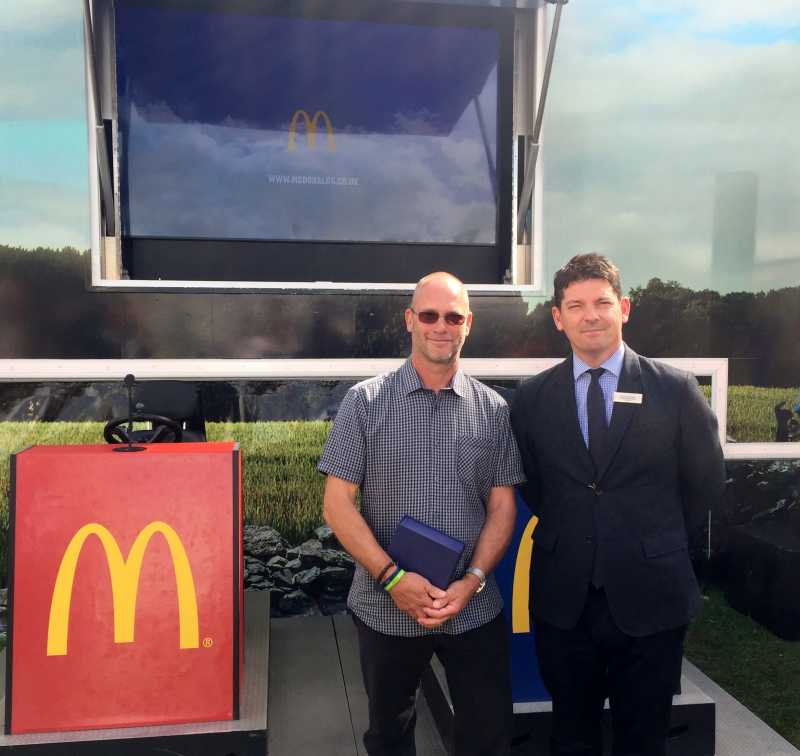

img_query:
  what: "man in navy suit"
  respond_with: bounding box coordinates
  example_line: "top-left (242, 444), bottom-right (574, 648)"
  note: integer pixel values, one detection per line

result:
top-left (510, 254), bottom-right (726, 756)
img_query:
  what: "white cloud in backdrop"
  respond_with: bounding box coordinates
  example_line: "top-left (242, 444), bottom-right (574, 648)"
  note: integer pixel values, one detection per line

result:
top-left (541, 0), bottom-right (800, 292)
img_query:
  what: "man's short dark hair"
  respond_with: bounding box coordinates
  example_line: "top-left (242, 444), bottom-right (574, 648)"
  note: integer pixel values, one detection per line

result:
top-left (553, 253), bottom-right (623, 308)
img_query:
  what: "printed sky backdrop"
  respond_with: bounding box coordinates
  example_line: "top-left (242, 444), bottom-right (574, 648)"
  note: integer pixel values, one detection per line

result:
top-left (1, 0), bottom-right (798, 292)
top-left (1, 1), bottom-right (88, 250)
top-left (541, 0), bottom-right (800, 294)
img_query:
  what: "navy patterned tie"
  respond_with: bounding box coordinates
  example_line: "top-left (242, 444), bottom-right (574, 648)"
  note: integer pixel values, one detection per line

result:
top-left (587, 367), bottom-right (607, 587)
top-left (587, 368), bottom-right (608, 472)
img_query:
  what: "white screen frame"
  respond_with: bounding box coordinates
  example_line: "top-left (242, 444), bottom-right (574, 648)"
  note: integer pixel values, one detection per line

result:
top-left (84, 0), bottom-right (549, 293)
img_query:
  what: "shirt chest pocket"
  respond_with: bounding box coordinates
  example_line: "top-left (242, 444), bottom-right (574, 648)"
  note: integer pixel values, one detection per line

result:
top-left (457, 436), bottom-right (495, 498)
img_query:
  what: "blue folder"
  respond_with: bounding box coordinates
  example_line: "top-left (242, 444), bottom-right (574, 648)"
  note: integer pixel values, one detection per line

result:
top-left (387, 516), bottom-right (465, 590)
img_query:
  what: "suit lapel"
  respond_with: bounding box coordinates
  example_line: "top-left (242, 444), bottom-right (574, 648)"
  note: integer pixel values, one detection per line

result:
top-left (553, 356), bottom-right (595, 478)
top-left (595, 346), bottom-right (642, 483)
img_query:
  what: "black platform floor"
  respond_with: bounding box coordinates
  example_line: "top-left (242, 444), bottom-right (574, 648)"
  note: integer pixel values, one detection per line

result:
top-left (3, 609), bottom-right (797, 755)
top-left (268, 614), bottom-right (447, 756)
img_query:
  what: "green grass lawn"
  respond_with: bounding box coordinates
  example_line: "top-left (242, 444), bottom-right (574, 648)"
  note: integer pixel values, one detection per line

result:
top-left (686, 586), bottom-right (800, 747)
top-left (207, 421), bottom-right (329, 539)
top-left (726, 385), bottom-right (799, 442)
top-left (694, 384), bottom-right (799, 442)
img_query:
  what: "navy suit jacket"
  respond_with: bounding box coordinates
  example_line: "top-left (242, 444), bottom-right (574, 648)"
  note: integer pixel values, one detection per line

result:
top-left (510, 346), bottom-right (726, 637)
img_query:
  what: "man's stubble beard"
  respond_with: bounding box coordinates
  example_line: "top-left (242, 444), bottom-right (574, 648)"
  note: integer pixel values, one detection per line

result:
top-left (421, 341), bottom-right (462, 366)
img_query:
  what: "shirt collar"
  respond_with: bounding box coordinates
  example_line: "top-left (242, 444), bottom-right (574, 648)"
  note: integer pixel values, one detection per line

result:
top-left (399, 358), bottom-right (467, 397)
top-left (572, 342), bottom-right (626, 382)
top-left (451, 369), bottom-right (468, 397)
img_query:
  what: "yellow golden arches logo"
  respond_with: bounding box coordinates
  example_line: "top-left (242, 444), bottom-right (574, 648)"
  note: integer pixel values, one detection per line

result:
top-left (287, 109), bottom-right (336, 152)
top-left (47, 521), bottom-right (199, 656)
top-left (512, 515), bottom-right (538, 634)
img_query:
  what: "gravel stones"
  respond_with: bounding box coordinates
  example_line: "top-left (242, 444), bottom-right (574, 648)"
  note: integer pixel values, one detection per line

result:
top-left (243, 526), bottom-right (288, 560)
top-left (243, 528), bottom-right (354, 617)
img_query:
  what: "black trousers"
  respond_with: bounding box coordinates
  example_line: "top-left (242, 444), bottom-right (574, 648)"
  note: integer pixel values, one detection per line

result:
top-left (353, 613), bottom-right (513, 756)
top-left (534, 587), bottom-right (686, 756)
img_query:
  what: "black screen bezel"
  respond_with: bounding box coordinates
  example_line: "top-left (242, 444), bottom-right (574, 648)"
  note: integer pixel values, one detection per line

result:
top-left (114, 0), bottom-right (515, 285)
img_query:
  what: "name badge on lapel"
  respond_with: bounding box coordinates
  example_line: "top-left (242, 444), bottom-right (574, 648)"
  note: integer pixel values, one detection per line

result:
top-left (613, 391), bottom-right (643, 404)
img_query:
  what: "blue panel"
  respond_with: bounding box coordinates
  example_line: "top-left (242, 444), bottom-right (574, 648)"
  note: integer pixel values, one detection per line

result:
top-left (116, 1), bottom-right (500, 245)
top-left (495, 491), bottom-right (550, 703)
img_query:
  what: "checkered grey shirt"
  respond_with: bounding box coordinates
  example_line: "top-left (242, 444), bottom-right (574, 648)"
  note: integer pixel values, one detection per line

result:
top-left (318, 359), bottom-right (525, 637)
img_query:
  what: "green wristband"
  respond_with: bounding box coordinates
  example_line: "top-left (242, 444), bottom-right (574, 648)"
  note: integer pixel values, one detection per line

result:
top-left (384, 569), bottom-right (406, 592)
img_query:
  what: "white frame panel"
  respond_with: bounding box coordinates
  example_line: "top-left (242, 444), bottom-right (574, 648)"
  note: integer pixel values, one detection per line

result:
top-left (2, 357), bottom-right (793, 460)
top-left (86, 280), bottom-right (549, 293)
top-left (84, 0), bottom-right (549, 293)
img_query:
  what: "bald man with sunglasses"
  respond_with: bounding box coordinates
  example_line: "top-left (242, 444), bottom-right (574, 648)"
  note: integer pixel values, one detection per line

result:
top-left (319, 272), bottom-right (525, 756)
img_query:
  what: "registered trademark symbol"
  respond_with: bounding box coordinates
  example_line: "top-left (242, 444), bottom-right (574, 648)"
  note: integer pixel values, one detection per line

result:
top-left (202, 637), bottom-right (214, 648)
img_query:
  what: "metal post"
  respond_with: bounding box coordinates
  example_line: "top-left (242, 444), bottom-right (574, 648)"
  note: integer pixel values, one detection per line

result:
top-left (83, 0), bottom-right (115, 236)
top-left (516, 0), bottom-right (568, 241)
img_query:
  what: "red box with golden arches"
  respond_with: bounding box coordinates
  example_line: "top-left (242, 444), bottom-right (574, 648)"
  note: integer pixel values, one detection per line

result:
top-left (5, 442), bottom-right (243, 734)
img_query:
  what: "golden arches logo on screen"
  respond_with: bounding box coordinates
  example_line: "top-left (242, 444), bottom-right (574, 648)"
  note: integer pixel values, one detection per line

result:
top-left (46, 521), bottom-right (199, 656)
top-left (512, 515), bottom-right (538, 634)
top-left (288, 109), bottom-right (336, 152)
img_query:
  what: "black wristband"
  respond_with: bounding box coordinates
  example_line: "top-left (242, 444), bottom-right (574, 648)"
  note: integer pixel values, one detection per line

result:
top-left (376, 560), bottom-right (395, 584)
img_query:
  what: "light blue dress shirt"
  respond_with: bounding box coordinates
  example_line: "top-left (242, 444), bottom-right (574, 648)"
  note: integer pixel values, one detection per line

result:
top-left (573, 342), bottom-right (626, 448)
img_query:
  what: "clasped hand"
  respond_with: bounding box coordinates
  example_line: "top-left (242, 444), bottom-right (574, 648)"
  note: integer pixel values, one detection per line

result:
top-left (389, 572), bottom-right (476, 628)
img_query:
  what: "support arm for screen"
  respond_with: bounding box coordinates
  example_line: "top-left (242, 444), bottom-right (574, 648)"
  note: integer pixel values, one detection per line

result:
top-left (84, 0), bottom-right (115, 238)
top-left (516, 0), bottom-right (567, 241)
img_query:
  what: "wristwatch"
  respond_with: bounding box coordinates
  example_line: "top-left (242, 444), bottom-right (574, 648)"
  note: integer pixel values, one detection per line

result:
top-left (465, 566), bottom-right (487, 594)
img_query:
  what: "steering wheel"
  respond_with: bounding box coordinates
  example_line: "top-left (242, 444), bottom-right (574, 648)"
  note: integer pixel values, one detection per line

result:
top-left (104, 414), bottom-right (183, 444)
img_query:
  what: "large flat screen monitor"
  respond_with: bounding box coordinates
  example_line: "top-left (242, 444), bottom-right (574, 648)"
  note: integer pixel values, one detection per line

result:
top-left (110, 0), bottom-right (514, 284)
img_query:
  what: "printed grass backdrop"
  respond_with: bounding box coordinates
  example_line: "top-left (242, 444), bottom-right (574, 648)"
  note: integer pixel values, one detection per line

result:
top-left (0, 384), bottom-right (797, 546)
top-left (0, 421), bottom-right (330, 547)
top-left (724, 386), bottom-right (799, 443)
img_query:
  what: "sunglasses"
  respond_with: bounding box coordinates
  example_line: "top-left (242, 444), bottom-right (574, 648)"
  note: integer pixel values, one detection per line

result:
top-left (410, 308), bottom-right (467, 326)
